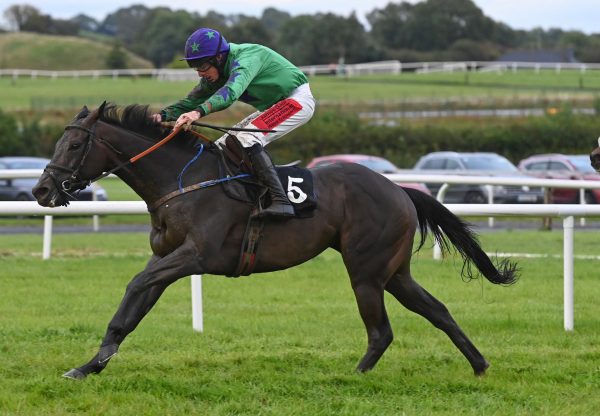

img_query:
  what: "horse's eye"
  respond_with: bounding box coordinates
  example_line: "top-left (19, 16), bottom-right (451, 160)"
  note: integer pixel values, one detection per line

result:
top-left (69, 143), bottom-right (82, 150)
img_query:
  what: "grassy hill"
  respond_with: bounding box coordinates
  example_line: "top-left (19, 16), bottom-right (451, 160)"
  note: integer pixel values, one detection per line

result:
top-left (0, 32), bottom-right (153, 70)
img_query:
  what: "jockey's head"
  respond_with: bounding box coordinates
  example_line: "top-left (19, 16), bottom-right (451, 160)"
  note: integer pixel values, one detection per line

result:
top-left (182, 28), bottom-right (230, 82)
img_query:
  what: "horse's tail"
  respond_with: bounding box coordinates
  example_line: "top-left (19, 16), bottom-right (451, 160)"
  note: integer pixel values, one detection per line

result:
top-left (401, 187), bottom-right (518, 285)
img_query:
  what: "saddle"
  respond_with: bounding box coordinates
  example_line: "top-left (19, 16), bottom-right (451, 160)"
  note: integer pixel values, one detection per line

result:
top-left (218, 135), bottom-right (317, 217)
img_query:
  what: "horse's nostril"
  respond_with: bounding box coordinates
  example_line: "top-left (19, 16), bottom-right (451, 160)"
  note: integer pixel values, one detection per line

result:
top-left (32, 186), bottom-right (49, 200)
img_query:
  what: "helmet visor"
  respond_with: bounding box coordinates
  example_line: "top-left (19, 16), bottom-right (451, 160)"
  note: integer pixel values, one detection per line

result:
top-left (186, 56), bottom-right (212, 69)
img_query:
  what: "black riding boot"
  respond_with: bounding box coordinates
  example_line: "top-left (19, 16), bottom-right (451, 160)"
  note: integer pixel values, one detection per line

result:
top-left (248, 144), bottom-right (295, 218)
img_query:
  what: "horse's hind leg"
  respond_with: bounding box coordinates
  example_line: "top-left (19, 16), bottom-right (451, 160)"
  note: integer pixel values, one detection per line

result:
top-left (351, 281), bottom-right (394, 372)
top-left (385, 272), bottom-right (489, 376)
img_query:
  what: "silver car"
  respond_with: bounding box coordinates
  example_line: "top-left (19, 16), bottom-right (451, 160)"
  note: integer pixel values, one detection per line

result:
top-left (413, 151), bottom-right (544, 203)
top-left (0, 156), bottom-right (107, 201)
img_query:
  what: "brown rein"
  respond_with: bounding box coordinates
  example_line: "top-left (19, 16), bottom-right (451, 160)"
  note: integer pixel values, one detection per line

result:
top-left (129, 126), bottom-right (215, 163)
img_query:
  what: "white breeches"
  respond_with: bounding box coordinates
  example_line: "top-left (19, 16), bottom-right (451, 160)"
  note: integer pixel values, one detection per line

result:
top-left (216, 83), bottom-right (316, 148)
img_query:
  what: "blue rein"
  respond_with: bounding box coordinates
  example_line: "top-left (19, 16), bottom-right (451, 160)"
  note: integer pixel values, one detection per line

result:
top-left (177, 144), bottom-right (250, 193)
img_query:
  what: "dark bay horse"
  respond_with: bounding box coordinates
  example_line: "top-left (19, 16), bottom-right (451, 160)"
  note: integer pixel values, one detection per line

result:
top-left (32, 103), bottom-right (517, 380)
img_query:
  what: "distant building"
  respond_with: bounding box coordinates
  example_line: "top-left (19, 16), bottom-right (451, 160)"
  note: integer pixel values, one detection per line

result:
top-left (496, 48), bottom-right (578, 63)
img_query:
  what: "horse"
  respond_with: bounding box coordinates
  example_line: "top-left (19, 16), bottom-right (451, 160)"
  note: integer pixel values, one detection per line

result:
top-left (32, 102), bottom-right (518, 380)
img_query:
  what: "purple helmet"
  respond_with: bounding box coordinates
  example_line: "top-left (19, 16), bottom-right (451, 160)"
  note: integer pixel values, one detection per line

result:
top-left (183, 28), bottom-right (230, 62)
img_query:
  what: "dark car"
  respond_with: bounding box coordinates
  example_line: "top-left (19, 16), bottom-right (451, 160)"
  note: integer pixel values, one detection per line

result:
top-left (518, 154), bottom-right (600, 203)
top-left (413, 151), bottom-right (544, 203)
top-left (0, 156), bottom-right (107, 201)
top-left (306, 154), bottom-right (431, 195)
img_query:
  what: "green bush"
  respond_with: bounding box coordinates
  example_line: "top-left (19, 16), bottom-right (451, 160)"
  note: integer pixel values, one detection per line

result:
top-left (3, 107), bottom-right (600, 165)
top-left (0, 109), bottom-right (22, 156)
top-left (0, 109), bottom-right (63, 157)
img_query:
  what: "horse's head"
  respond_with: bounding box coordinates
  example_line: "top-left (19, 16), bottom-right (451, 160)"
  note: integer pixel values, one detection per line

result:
top-left (590, 137), bottom-right (600, 173)
top-left (33, 102), bottom-right (110, 207)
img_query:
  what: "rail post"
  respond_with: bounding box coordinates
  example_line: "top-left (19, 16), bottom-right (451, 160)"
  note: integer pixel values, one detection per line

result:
top-left (563, 216), bottom-right (574, 331)
top-left (42, 215), bottom-right (53, 260)
top-left (191, 275), bottom-right (203, 332)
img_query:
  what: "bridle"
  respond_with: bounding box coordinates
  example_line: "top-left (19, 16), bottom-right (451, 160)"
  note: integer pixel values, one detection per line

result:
top-left (45, 123), bottom-right (101, 200)
top-left (44, 119), bottom-right (171, 201)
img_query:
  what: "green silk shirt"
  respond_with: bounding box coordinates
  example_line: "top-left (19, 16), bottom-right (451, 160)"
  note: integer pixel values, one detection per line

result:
top-left (161, 43), bottom-right (308, 120)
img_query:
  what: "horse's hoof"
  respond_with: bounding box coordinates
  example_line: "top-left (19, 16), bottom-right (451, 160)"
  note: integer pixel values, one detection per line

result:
top-left (474, 361), bottom-right (490, 377)
top-left (62, 368), bottom-right (86, 380)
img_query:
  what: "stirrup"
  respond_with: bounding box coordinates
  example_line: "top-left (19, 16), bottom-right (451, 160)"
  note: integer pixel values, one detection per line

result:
top-left (252, 203), bottom-right (295, 218)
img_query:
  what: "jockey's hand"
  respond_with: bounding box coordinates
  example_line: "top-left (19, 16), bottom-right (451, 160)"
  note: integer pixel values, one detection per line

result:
top-left (174, 110), bottom-right (201, 131)
top-left (150, 113), bottom-right (162, 124)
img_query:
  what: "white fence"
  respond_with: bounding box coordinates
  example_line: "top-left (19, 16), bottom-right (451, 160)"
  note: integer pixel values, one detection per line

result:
top-left (5, 170), bottom-right (600, 331)
top-left (3, 60), bottom-right (600, 80)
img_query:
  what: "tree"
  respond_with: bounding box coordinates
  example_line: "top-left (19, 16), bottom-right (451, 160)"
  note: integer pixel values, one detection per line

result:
top-left (105, 40), bottom-right (128, 69)
top-left (261, 8), bottom-right (291, 33)
top-left (20, 12), bottom-right (52, 33)
top-left (279, 13), bottom-right (368, 65)
top-left (367, 2), bottom-right (415, 50)
top-left (98, 5), bottom-right (152, 43)
top-left (368, 0), bottom-right (514, 53)
top-left (135, 9), bottom-right (197, 67)
top-left (3, 4), bottom-right (40, 31)
top-left (403, 0), bottom-right (494, 51)
top-left (447, 39), bottom-right (500, 60)
top-left (3, 4), bottom-right (77, 35)
top-left (70, 13), bottom-right (100, 32)
top-left (577, 36), bottom-right (600, 62)
top-left (228, 17), bottom-right (274, 48)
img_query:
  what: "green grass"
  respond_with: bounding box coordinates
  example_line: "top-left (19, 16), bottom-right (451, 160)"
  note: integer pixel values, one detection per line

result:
top-left (2, 70), bottom-right (600, 111)
top-left (98, 177), bottom-right (141, 201)
top-left (1, 231), bottom-right (600, 414)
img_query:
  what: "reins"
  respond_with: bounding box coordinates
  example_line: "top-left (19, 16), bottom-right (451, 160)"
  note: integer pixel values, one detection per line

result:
top-left (47, 116), bottom-right (274, 203)
top-left (90, 121), bottom-right (273, 184)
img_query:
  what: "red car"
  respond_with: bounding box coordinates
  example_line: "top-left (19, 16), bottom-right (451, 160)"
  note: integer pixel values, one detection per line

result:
top-left (518, 154), bottom-right (600, 203)
top-left (306, 154), bottom-right (431, 195)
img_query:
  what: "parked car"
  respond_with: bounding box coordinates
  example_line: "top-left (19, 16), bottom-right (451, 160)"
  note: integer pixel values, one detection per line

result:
top-left (413, 151), bottom-right (544, 203)
top-left (306, 154), bottom-right (431, 195)
top-left (518, 154), bottom-right (600, 203)
top-left (0, 156), bottom-right (107, 201)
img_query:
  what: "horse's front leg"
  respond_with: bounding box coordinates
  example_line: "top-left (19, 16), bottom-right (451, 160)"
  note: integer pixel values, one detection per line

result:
top-left (63, 240), bottom-right (203, 380)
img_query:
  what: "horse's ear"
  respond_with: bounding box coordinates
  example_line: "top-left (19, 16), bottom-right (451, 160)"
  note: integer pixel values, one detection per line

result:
top-left (88, 101), bottom-right (107, 122)
top-left (74, 105), bottom-right (90, 120)
top-left (98, 101), bottom-right (107, 116)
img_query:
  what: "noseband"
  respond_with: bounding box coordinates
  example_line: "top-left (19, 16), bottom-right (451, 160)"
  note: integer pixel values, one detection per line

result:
top-left (45, 123), bottom-right (98, 200)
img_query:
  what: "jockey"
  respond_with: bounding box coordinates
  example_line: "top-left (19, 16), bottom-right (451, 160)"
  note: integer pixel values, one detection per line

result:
top-left (152, 28), bottom-right (316, 218)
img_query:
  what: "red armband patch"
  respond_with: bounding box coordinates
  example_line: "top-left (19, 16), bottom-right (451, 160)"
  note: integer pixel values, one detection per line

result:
top-left (251, 99), bottom-right (303, 133)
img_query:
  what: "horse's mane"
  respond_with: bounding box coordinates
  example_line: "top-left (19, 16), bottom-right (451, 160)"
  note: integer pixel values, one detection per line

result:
top-left (95, 102), bottom-right (215, 152)
top-left (100, 102), bottom-right (164, 139)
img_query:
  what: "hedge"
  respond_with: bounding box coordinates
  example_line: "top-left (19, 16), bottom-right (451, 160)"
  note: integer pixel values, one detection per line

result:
top-left (1, 108), bottom-right (599, 169)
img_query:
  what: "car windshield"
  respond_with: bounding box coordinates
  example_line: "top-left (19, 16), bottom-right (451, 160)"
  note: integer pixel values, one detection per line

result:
top-left (5, 160), bottom-right (48, 169)
top-left (567, 156), bottom-right (597, 173)
top-left (356, 159), bottom-right (398, 173)
top-left (461, 155), bottom-right (518, 171)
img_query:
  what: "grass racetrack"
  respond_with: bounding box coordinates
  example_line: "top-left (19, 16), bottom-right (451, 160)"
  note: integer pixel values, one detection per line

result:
top-left (1, 230), bottom-right (600, 414)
